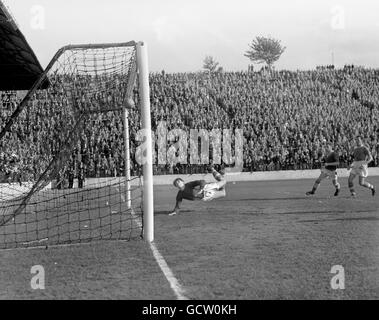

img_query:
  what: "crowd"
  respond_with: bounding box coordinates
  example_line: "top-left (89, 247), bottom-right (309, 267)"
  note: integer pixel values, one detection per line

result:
top-left (1, 66), bottom-right (378, 183)
top-left (148, 66), bottom-right (379, 173)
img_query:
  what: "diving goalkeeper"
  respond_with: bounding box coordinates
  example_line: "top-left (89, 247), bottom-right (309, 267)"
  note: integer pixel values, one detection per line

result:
top-left (169, 167), bottom-right (227, 216)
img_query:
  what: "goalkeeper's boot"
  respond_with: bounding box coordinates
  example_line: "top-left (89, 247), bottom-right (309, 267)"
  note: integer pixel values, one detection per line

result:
top-left (168, 212), bottom-right (177, 217)
top-left (334, 188), bottom-right (340, 197)
top-left (351, 192), bottom-right (357, 198)
top-left (306, 191), bottom-right (315, 196)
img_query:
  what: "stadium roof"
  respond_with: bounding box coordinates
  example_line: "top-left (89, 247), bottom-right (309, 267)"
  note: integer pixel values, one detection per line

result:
top-left (0, 1), bottom-right (47, 90)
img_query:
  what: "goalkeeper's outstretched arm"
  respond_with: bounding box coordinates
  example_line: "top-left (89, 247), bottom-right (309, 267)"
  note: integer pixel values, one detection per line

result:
top-left (171, 193), bottom-right (183, 215)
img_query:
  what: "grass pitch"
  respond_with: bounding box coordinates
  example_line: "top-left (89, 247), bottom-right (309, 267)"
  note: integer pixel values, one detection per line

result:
top-left (0, 177), bottom-right (378, 299)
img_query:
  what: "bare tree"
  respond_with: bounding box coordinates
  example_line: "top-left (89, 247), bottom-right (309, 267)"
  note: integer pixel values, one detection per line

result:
top-left (245, 36), bottom-right (286, 69)
top-left (203, 56), bottom-right (220, 73)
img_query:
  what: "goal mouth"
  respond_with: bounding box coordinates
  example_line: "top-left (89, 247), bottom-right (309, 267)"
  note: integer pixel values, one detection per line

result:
top-left (0, 177), bottom-right (143, 250)
top-left (0, 41), bottom-right (154, 249)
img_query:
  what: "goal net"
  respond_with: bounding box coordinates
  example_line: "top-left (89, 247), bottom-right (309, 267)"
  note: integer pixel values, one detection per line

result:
top-left (0, 41), bottom-right (154, 249)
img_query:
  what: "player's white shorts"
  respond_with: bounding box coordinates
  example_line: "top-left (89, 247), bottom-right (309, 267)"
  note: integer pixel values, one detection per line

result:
top-left (350, 161), bottom-right (369, 178)
top-left (201, 182), bottom-right (226, 202)
top-left (320, 168), bottom-right (337, 180)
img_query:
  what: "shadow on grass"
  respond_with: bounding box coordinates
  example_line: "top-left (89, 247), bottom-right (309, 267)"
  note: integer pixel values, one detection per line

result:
top-left (220, 195), bottom-right (359, 202)
top-left (221, 197), bottom-right (317, 202)
top-left (154, 210), bottom-right (194, 215)
top-left (238, 210), bottom-right (344, 216)
top-left (240, 209), bottom-right (378, 216)
top-left (301, 216), bottom-right (379, 223)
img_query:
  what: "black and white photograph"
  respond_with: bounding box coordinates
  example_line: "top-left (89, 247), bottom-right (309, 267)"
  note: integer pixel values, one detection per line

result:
top-left (0, 0), bottom-right (378, 306)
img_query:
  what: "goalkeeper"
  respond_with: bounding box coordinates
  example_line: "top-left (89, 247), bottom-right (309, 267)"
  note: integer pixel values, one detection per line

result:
top-left (169, 167), bottom-right (227, 216)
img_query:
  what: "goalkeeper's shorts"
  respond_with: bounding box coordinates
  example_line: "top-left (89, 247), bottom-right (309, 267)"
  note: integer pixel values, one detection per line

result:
top-left (202, 177), bottom-right (226, 202)
top-left (350, 161), bottom-right (369, 178)
top-left (202, 189), bottom-right (226, 202)
top-left (202, 183), bottom-right (226, 202)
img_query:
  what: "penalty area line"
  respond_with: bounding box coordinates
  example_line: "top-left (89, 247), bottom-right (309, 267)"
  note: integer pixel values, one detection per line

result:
top-left (116, 187), bottom-right (189, 300)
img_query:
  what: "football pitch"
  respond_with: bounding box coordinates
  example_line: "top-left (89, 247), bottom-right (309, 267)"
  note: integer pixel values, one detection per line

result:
top-left (0, 177), bottom-right (378, 300)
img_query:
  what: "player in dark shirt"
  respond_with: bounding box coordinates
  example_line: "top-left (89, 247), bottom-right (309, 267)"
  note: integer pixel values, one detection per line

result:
top-left (306, 143), bottom-right (341, 196)
top-left (169, 167), bottom-right (226, 216)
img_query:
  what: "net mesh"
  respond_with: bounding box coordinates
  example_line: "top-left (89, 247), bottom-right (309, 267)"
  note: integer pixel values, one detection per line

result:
top-left (0, 43), bottom-right (144, 249)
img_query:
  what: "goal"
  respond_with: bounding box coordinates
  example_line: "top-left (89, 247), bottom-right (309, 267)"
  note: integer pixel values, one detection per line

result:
top-left (0, 41), bottom-right (154, 249)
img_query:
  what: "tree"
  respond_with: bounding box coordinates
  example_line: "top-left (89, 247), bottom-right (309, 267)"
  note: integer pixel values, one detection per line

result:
top-left (203, 56), bottom-right (220, 73)
top-left (245, 36), bottom-right (286, 69)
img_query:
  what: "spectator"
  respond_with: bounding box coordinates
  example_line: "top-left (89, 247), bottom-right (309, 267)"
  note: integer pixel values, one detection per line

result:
top-left (1, 67), bottom-right (378, 182)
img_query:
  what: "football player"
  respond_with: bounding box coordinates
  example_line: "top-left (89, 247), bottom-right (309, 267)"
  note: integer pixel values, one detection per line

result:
top-left (306, 143), bottom-right (341, 196)
top-left (348, 136), bottom-right (376, 197)
top-left (169, 167), bottom-right (226, 216)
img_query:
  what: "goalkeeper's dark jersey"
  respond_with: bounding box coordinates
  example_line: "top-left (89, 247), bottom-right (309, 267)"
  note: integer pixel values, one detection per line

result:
top-left (174, 180), bottom-right (206, 213)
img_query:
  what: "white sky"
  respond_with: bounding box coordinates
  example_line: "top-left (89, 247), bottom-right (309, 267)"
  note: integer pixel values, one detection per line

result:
top-left (5, 0), bottom-right (379, 72)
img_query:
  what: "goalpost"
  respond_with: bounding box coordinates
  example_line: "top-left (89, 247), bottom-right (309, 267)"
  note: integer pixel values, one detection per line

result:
top-left (136, 43), bottom-right (154, 242)
top-left (0, 41), bottom-right (154, 249)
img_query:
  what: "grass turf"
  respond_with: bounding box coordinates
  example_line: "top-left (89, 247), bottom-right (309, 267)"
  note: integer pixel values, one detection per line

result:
top-left (0, 177), bottom-right (378, 299)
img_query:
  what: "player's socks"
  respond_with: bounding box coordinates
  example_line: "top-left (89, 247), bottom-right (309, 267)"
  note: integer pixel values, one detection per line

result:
top-left (332, 180), bottom-right (341, 197)
top-left (362, 182), bottom-right (374, 190)
top-left (211, 168), bottom-right (223, 182)
top-left (361, 182), bottom-right (376, 196)
top-left (349, 184), bottom-right (356, 196)
top-left (306, 182), bottom-right (320, 196)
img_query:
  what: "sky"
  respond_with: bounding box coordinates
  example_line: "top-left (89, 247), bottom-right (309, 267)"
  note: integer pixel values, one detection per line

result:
top-left (4, 0), bottom-right (379, 72)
